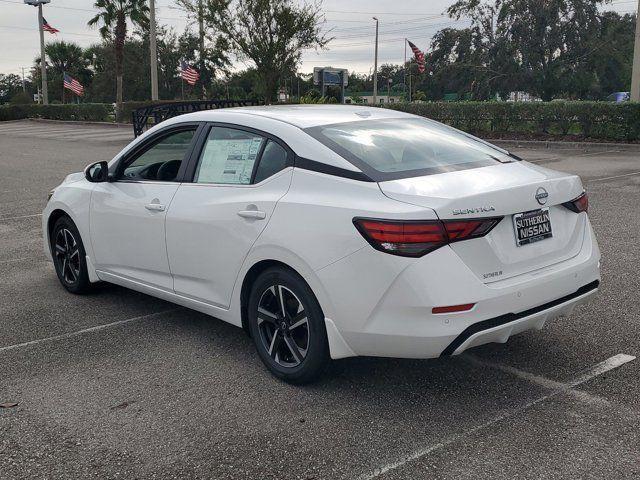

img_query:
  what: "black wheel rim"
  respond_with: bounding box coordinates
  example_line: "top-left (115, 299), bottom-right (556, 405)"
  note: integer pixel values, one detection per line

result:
top-left (54, 228), bottom-right (80, 285)
top-left (257, 285), bottom-right (309, 368)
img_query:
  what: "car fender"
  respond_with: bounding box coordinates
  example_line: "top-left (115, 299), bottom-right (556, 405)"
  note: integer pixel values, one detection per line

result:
top-left (43, 180), bottom-right (98, 281)
top-left (231, 244), bottom-right (357, 360)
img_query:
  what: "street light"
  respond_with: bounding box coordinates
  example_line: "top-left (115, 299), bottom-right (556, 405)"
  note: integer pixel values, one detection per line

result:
top-left (631, 0), bottom-right (640, 101)
top-left (372, 17), bottom-right (378, 105)
top-left (149, 0), bottom-right (159, 100)
top-left (24, 0), bottom-right (50, 105)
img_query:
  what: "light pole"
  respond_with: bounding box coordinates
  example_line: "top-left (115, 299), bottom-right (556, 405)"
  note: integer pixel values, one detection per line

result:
top-left (631, 0), bottom-right (640, 101)
top-left (24, 0), bottom-right (50, 105)
top-left (372, 17), bottom-right (379, 105)
top-left (149, 0), bottom-right (159, 100)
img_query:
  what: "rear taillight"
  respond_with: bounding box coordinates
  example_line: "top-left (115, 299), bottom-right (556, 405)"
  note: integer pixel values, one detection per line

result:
top-left (353, 217), bottom-right (502, 257)
top-left (563, 191), bottom-right (588, 214)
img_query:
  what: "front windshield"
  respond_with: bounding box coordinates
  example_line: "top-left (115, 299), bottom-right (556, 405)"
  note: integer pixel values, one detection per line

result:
top-left (306, 117), bottom-right (514, 180)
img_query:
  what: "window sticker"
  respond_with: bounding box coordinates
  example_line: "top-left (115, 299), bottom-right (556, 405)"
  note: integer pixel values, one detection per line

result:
top-left (197, 136), bottom-right (264, 184)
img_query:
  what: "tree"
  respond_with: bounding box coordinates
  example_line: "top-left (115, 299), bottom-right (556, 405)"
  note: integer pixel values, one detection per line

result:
top-left (0, 74), bottom-right (26, 104)
top-left (41, 41), bottom-right (91, 103)
top-left (175, 0), bottom-right (231, 98)
top-left (88, 0), bottom-right (149, 118)
top-left (204, 0), bottom-right (330, 103)
top-left (428, 0), bottom-right (634, 101)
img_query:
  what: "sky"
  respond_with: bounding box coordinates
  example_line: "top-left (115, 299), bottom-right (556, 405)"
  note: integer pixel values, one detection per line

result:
top-left (0, 0), bottom-right (637, 79)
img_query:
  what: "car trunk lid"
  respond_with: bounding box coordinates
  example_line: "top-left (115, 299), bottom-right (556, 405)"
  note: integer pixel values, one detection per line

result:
top-left (378, 161), bottom-right (587, 283)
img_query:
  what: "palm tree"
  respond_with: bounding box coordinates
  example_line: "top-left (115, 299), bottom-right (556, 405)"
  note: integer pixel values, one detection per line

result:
top-left (44, 41), bottom-right (92, 103)
top-left (88, 0), bottom-right (148, 119)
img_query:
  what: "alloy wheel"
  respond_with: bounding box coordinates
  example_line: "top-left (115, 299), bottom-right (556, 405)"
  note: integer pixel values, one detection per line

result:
top-left (257, 285), bottom-right (309, 367)
top-left (54, 228), bottom-right (81, 285)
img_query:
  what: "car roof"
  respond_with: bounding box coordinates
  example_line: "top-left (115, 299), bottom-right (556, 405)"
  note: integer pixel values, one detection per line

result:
top-left (180, 104), bottom-right (416, 129)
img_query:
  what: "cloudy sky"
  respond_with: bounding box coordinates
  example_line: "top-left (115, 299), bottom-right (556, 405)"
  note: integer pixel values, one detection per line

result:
top-left (0, 0), bottom-right (637, 78)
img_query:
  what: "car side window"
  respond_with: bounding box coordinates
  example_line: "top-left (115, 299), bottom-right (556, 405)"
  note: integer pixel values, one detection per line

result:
top-left (121, 128), bottom-right (196, 182)
top-left (253, 140), bottom-right (289, 184)
top-left (195, 127), bottom-right (266, 185)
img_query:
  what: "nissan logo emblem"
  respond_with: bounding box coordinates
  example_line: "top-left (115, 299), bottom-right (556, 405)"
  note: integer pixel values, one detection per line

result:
top-left (535, 187), bottom-right (549, 205)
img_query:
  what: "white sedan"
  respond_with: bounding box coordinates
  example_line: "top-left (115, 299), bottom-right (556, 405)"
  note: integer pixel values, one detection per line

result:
top-left (43, 105), bottom-right (600, 383)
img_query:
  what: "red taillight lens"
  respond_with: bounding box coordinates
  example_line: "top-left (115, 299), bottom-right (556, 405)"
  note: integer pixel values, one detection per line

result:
top-left (563, 191), bottom-right (588, 214)
top-left (353, 217), bottom-right (502, 257)
top-left (353, 219), bottom-right (447, 257)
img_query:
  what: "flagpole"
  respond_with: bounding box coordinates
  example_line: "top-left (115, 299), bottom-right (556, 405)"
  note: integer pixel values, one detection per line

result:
top-left (62, 71), bottom-right (65, 104)
top-left (404, 39), bottom-right (407, 102)
top-left (37, 3), bottom-right (48, 105)
top-left (181, 77), bottom-right (184, 100)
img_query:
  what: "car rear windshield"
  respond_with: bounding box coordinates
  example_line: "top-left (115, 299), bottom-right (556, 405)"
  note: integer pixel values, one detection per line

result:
top-left (305, 117), bottom-right (515, 181)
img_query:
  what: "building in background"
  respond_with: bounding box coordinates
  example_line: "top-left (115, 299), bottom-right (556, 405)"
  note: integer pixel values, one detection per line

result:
top-left (345, 91), bottom-right (401, 105)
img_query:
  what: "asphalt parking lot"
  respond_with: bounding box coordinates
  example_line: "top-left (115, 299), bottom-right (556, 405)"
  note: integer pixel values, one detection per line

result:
top-left (1, 119), bottom-right (639, 479)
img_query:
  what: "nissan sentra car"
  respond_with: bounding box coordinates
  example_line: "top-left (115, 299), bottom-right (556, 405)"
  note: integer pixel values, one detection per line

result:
top-left (43, 105), bottom-right (600, 383)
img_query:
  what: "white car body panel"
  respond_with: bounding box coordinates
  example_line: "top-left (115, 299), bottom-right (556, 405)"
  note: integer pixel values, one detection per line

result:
top-left (165, 168), bottom-right (293, 308)
top-left (90, 181), bottom-right (179, 290)
top-left (379, 161), bottom-right (588, 282)
top-left (43, 105), bottom-right (601, 362)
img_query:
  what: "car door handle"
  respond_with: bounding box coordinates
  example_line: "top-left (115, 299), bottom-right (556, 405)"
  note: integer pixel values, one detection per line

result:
top-left (237, 210), bottom-right (266, 220)
top-left (145, 203), bottom-right (166, 212)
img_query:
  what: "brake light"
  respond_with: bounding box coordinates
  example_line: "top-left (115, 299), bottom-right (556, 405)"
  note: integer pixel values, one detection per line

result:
top-left (353, 217), bottom-right (502, 257)
top-left (563, 191), bottom-right (588, 213)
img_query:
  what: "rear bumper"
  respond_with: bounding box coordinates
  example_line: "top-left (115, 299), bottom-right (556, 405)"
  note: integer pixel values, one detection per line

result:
top-left (441, 280), bottom-right (598, 356)
top-left (316, 217), bottom-right (601, 359)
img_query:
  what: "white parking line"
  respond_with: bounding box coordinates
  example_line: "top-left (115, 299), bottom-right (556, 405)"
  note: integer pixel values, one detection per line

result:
top-left (464, 355), bottom-right (611, 406)
top-left (359, 354), bottom-right (635, 480)
top-left (588, 171), bottom-right (640, 183)
top-left (0, 309), bottom-right (178, 354)
top-left (525, 149), bottom-right (621, 164)
top-left (0, 213), bottom-right (42, 221)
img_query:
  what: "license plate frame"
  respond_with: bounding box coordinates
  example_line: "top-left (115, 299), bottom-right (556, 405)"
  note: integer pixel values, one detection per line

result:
top-left (512, 208), bottom-right (553, 246)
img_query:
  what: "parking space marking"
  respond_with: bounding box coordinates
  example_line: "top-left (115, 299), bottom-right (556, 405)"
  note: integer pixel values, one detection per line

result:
top-left (0, 309), bottom-right (178, 354)
top-left (588, 171), bottom-right (640, 183)
top-left (0, 213), bottom-right (42, 221)
top-left (464, 355), bottom-right (611, 406)
top-left (0, 257), bottom-right (38, 264)
top-left (524, 150), bottom-right (622, 164)
top-left (359, 354), bottom-right (635, 480)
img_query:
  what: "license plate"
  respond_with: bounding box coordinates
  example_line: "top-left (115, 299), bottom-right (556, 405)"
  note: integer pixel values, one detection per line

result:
top-left (513, 208), bottom-right (552, 246)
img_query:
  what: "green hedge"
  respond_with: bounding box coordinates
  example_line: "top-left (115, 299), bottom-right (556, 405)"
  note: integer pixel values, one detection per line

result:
top-left (383, 101), bottom-right (640, 142)
top-left (4, 100), bottom-right (640, 142)
top-left (0, 103), bottom-right (113, 122)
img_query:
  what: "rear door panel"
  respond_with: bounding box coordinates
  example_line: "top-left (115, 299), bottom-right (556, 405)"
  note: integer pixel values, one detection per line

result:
top-left (165, 170), bottom-right (292, 308)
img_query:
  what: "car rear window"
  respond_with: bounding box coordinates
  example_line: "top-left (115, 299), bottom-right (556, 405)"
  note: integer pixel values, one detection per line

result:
top-left (305, 117), bottom-right (515, 181)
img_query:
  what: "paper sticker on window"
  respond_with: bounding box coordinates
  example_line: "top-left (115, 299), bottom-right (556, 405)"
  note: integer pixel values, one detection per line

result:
top-left (196, 136), bottom-right (264, 184)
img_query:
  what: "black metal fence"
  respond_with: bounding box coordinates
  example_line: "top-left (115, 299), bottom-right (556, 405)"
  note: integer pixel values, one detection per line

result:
top-left (131, 99), bottom-right (262, 137)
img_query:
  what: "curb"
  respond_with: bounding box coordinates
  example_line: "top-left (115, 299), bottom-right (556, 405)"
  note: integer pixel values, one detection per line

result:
top-left (28, 118), bottom-right (131, 129)
top-left (489, 138), bottom-right (640, 152)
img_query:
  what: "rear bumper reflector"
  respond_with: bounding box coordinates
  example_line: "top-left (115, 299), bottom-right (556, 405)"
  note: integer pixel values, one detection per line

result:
top-left (432, 303), bottom-right (475, 314)
top-left (440, 280), bottom-right (600, 356)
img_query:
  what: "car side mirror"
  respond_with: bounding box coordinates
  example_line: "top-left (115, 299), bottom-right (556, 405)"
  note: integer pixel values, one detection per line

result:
top-left (84, 161), bottom-right (109, 183)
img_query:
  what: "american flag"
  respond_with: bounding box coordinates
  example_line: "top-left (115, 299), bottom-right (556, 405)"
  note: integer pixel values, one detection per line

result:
top-left (181, 61), bottom-right (200, 86)
top-left (42, 18), bottom-right (60, 35)
top-left (63, 73), bottom-right (84, 96)
top-left (407, 40), bottom-right (426, 74)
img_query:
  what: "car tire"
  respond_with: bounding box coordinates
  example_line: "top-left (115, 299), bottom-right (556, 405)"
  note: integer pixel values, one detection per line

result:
top-left (51, 216), bottom-right (91, 294)
top-left (248, 267), bottom-right (330, 384)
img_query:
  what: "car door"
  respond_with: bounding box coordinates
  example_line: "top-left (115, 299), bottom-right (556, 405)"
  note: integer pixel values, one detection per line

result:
top-left (165, 124), bottom-right (293, 308)
top-left (90, 124), bottom-right (201, 290)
